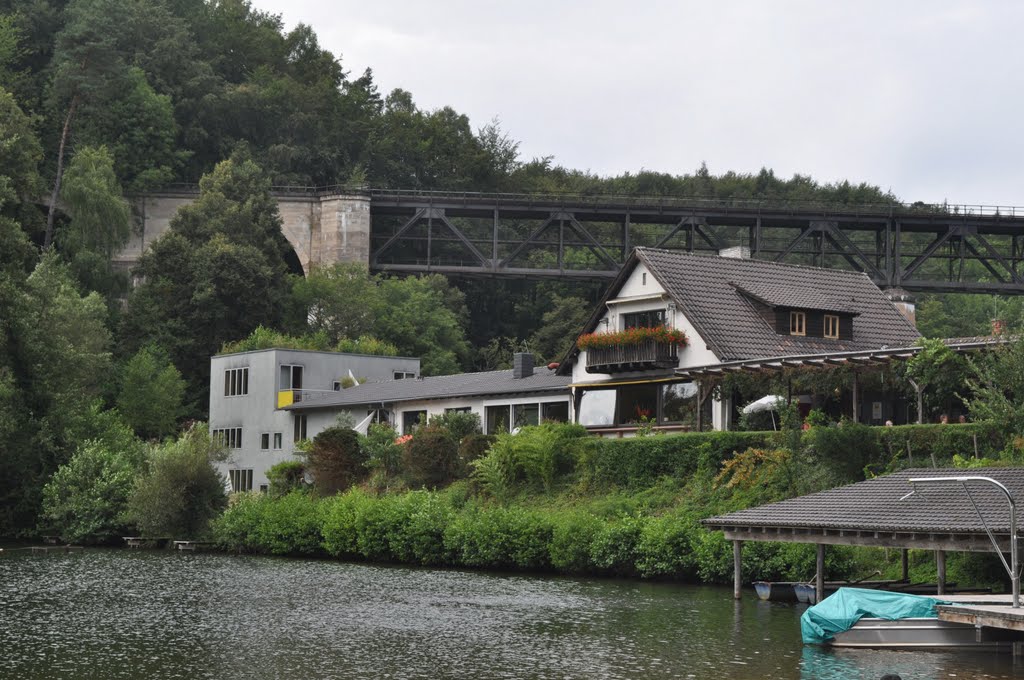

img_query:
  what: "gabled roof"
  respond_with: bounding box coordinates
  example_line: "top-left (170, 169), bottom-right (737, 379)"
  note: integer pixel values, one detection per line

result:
top-left (702, 467), bottom-right (1024, 535)
top-left (286, 367), bottom-right (570, 410)
top-left (559, 249), bottom-right (920, 373)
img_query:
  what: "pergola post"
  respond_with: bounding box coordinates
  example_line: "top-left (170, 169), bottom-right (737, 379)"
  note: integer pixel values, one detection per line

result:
top-left (816, 544), bottom-right (826, 603)
top-left (851, 371), bottom-right (859, 423)
top-left (936, 550), bottom-right (946, 595)
top-left (733, 540), bottom-right (743, 599)
top-left (901, 548), bottom-right (909, 582)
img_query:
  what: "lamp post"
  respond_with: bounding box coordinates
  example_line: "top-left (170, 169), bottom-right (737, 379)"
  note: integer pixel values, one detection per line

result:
top-left (905, 476), bottom-right (1019, 608)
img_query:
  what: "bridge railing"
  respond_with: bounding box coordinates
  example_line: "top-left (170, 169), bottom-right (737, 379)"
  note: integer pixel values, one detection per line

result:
top-left (138, 183), bottom-right (1024, 220)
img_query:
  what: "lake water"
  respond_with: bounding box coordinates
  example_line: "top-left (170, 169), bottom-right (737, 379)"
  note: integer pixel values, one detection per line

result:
top-left (1, 549), bottom-right (1023, 679)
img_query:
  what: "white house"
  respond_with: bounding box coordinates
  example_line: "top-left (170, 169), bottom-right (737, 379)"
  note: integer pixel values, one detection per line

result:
top-left (558, 247), bottom-right (921, 435)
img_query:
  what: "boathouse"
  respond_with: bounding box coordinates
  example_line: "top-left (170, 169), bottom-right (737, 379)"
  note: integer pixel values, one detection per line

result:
top-left (702, 467), bottom-right (1024, 606)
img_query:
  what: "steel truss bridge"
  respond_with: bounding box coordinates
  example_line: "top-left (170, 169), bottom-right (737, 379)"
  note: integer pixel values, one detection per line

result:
top-left (367, 189), bottom-right (1024, 294)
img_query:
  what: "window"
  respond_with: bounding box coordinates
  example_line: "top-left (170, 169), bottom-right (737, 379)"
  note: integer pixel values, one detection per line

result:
top-left (824, 314), bottom-right (839, 339)
top-left (372, 409), bottom-right (391, 425)
top-left (333, 381), bottom-right (342, 391)
top-left (485, 405), bottom-right (510, 435)
top-left (213, 427), bottom-right (243, 449)
top-left (578, 390), bottom-right (616, 427)
top-left (273, 433), bottom-right (282, 450)
top-left (623, 309), bottom-right (666, 330)
top-left (280, 364), bottom-right (303, 390)
top-left (293, 415), bottom-right (307, 442)
top-left (394, 371), bottom-right (416, 380)
top-left (789, 311), bottom-right (806, 336)
top-left (258, 484), bottom-right (269, 493)
top-left (260, 433), bottom-right (270, 450)
top-left (513, 403), bottom-right (539, 429)
top-left (577, 382), bottom-right (698, 428)
top-left (445, 407), bottom-right (472, 414)
top-left (224, 367), bottom-right (249, 396)
top-left (402, 410), bottom-right (426, 435)
top-left (229, 469), bottom-right (253, 492)
top-left (616, 383), bottom-right (658, 424)
top-left (542, 401), bottom-right (569, 423)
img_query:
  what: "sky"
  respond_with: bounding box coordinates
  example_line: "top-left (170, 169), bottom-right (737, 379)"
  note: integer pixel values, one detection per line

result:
top-left (248, 0), bottom-right (1024, 205)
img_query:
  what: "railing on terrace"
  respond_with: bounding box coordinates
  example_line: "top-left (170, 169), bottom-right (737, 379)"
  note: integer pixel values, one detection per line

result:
top-left (276, 389), bottom-right (345, 409)
top-left (585, 339), bottom-right (679, 374)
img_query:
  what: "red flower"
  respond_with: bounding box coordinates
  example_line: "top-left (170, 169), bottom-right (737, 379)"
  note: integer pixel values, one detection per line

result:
top-left (576, 325), bottom-right (688, 351)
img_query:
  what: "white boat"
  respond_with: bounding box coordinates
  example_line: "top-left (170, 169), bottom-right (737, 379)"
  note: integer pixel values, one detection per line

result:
top-left (831, 616), bottom-right (1022, 649)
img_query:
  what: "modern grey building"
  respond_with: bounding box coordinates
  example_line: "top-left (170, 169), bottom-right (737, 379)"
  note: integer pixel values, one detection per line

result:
top-left (209, 348), bottom-right (420, 491)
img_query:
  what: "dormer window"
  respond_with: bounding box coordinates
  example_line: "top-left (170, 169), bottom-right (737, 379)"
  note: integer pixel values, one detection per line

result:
top-left (824, 314), bottom-right (839, 339)
top-left (623, 309), bottom-right (666, 330)
top-left (789, 311), bottom-right (806, 336)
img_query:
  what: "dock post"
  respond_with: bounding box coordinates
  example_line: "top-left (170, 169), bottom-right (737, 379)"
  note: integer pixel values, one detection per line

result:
top-left (936, 550), bottom-right (946, 595)
top-left (733, 540), bottom-right (743, 600)
top-left (901, 548), bottom-right (909, 582)
top-left (816, 544), bottom-right (825, 603)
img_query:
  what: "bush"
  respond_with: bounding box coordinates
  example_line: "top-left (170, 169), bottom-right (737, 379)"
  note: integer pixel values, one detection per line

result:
top-left (266, 460), bottom-right (307, 497)
top-left (549, 511), bottom-right (602, 573)
top-left (578, 431), bottom-right (776, 489)
top-left (126, 424), bottom-right (227, 539)
top-left (471, 423), bottom-right (588, 496)
top-left (806, 422), bottom-right (882, 481)
top-left (458, 433), bottom-right (495, 469)
top-left (253, 491), bottom-right (323, 555)
top-left (428, 411), bottom-right (482, 443)
top-left (41, 438), bottom-right (145, 543)
top-left (443, 504), bottom-right (553, 570)
top-left (635, 511), bottom-right (699, 579)
top-left (321, 489), bottom-right (371, 558)
top-left (590, 514), bottom-right (646, 577)
top-left (403, 424), bottom-right (459, 488)
top-left (307, 426), bottom-right (367, 494)
top-left (361, 423), bottom-right (403, 479)
top-left (212, 492), bottom-right (269, 553)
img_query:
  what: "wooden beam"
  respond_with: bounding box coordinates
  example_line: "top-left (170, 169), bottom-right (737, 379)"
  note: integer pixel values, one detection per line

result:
top-left (718, 528), bottom-right (1005, 553)
top-left (937, 550), bottom-right (946, 595)
top-left (816, 544), bottom-right (826, 604)
top-left (733, 540), bottom-right (743, 600)
top-left (902, 548), bottom-right (909, 582)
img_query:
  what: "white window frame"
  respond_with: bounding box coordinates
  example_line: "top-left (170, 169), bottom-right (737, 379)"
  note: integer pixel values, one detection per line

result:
top-left (224, 367), bottom-right (249, 397)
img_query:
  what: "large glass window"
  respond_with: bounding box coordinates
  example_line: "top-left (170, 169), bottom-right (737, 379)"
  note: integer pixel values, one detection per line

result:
top-left (402, 410), bottom-right (426, 435)
top-left (542, 401), bottom-right (569, 423)
top-left (229, 469), bottom-right (253, 492)
top-left (622, 309), bottom-right (666, 329)
top-left (662, 382), bottom-right (698, 427)
top-left (578, 390), bottom-right (616, 426)
top-left (513, 403), bottom-right (539, 429)
top-left (224, 368), bottom-right (249, 396)
top-left (485, 405), bottom-right (510, 434)
top-left (616, 383), bottom-right (658, 424)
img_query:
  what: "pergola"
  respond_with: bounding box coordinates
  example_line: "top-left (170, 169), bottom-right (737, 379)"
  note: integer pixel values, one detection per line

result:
top-left (702, 467), bottom-right (1024, 602)
top-left (675, 337), bottom-right (1003, 430)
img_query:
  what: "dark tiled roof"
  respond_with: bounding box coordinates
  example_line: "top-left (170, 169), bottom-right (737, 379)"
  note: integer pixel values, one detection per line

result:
top-left (637, 248), bottom-right (920, 361)
top-left (287, 367), bottom-right (570, 410)
top-left (703, 467), bottom-right (1024, 534)
top-left (731, 281), bottom-right (860, 315)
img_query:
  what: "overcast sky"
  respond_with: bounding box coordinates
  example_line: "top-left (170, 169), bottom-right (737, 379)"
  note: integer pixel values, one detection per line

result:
top-left (249, 0), bottom-right (1024, 205)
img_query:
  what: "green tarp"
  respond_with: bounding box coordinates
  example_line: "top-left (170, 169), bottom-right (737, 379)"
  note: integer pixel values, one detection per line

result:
top-left (800, 587), bottom-right (953, 644)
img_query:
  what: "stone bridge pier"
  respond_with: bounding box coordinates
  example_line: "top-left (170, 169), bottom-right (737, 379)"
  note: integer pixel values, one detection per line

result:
top-left (114, 189), bottom-right (371, 275)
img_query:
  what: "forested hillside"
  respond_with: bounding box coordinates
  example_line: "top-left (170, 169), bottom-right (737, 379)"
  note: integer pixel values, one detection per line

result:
top-left (0, 0), bottom-right (1016, 536)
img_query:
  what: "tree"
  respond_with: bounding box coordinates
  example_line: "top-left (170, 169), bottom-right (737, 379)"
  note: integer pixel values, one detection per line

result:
top-left (290, 263), bottom-right (380, 341)
top-left (528, 295), bottom-right (591, 363)
top-left (117, 345), bottom-right (186, 439)
top-left (906, 338), bottom-right (968, 421)
top-left (307, 426), bottom-right (367, 495)
top-left (41, 435), bottom-right (145, 543)
top-left (965, 338), bottom-right (1024, 454)
top-left (126, 423), bottom-right (227, 538)
top-left (58, 145), bottom-right (130, 257)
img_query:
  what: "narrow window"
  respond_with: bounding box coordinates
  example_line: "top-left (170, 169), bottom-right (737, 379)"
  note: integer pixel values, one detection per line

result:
top-left (224, 368), bottom-right (249, 396)
top-left (333, 381), bottom-right (342, 391)
top-left (789, 311), bottom-right (806, 336)
top-left (260, 433), bottom-right (270, 450)
top-left (824, 314), bottom-right (839, 339)
top-left (293, 415), bottom-right (307, 442)
top-left (229, 469), bottom-right (253, 492)
top-left (485, 405), bottom-right (511, 435)
top-left (402, 410), bottom-right (426, 435)
top-left (273, 433), bottom-right (282, 450)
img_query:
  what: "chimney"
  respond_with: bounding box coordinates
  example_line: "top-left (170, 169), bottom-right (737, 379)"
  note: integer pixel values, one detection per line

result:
top-left (718, 246), bottom-right (751, 259)
top-left (512, 352), bottom-right (534, 379)
top-left (884, 287), bottom-right (916, 327)
top-left (992, 318), bottom-right (1006, 336)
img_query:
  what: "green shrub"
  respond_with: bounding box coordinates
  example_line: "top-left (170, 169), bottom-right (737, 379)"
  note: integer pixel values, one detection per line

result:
top-left (387, 491), bottom-right (455, 566)
top-left (266, 461), bottom-right (307, 497)
top-left (877, 422), bottom-right (1001, 468)
top-left (806, 422), bottom-right (881, 482)
top-left (458, 433), bottom-right (495, 469)
top-left (321, 489), bottom-right (370, 558)
top-left (443, 505), bottom-right (553, 570)
top-left (403, 424), bottom-right (459, 488)
top-left (353, 493), bottom-right (399, 562)
top-left (635, 511), bottom-right (699, 579)
top-left (126, 424), bottom-right (227, 539)
top-left (472, 423), bottom-right (588, 495)
top-left (429, 411), bottom-right (482, 443)
top-left (253, 491), bottom-right (323, 555)
top-left (361, 423), bottom-right (403, 478)
top-left (308, 426), bottom-right (367, 494)
top-left (212, 493), bottom-right (269, 553)
top-left (579, 431), bottom-right (776, 489)
top-left (549, 511), bottom-right (602, 573)
top-left (590, 514), bottom-right (646, 577)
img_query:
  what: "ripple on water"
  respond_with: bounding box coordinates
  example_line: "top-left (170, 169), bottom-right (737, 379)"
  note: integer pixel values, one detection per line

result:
top-left (2, 550), bottom-right (1024, 679)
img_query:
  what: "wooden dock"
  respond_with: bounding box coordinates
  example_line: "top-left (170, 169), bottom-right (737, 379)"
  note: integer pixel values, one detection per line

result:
top-left (173, 540), bottom-right (213, 552)
top-left (29, 545), bottom-right (84, 555)
top-left (937, 595), bottom-right (1024, 632)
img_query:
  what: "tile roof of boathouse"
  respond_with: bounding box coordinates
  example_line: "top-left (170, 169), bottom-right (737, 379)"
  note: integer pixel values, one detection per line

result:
top-left (702, 467), bottom-right (1024, 538)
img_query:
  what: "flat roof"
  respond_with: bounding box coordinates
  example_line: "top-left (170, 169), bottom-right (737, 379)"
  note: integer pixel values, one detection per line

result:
top-left (213, 347), bottom-right (419, 361)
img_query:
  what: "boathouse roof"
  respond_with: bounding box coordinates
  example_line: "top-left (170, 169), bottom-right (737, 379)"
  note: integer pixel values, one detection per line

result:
top-left (702, 467), bottom-right (1024, 552)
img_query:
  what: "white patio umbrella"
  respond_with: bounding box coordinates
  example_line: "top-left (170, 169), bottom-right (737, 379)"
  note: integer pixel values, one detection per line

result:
top-left (741, 395), bottom-right (786, 430)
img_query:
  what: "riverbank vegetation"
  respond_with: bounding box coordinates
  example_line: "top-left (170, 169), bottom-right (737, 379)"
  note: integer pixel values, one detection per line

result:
top-left (210, 416), bottom-right (1010, 588)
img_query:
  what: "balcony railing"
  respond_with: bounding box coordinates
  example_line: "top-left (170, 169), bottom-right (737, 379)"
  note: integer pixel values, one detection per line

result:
top-left (584, 339), bottom-right (679, 373)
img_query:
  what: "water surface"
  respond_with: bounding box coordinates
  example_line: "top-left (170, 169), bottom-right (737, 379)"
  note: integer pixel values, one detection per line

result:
top-left (1, 549), bottom-right (1022, 679)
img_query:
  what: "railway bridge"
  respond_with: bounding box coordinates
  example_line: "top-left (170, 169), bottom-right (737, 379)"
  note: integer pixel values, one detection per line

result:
top-left (119, 186), bottom-right (1024, 295)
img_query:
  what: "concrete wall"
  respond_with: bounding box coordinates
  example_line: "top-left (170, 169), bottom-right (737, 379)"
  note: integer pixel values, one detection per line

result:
top-left (209, 348), bottom-right (420, 490)
top-left (118, 190), bottom-right (372, 274)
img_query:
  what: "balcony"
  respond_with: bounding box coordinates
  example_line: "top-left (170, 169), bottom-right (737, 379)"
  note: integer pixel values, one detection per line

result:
top-left (585, 339), bottom-right (679, 373)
